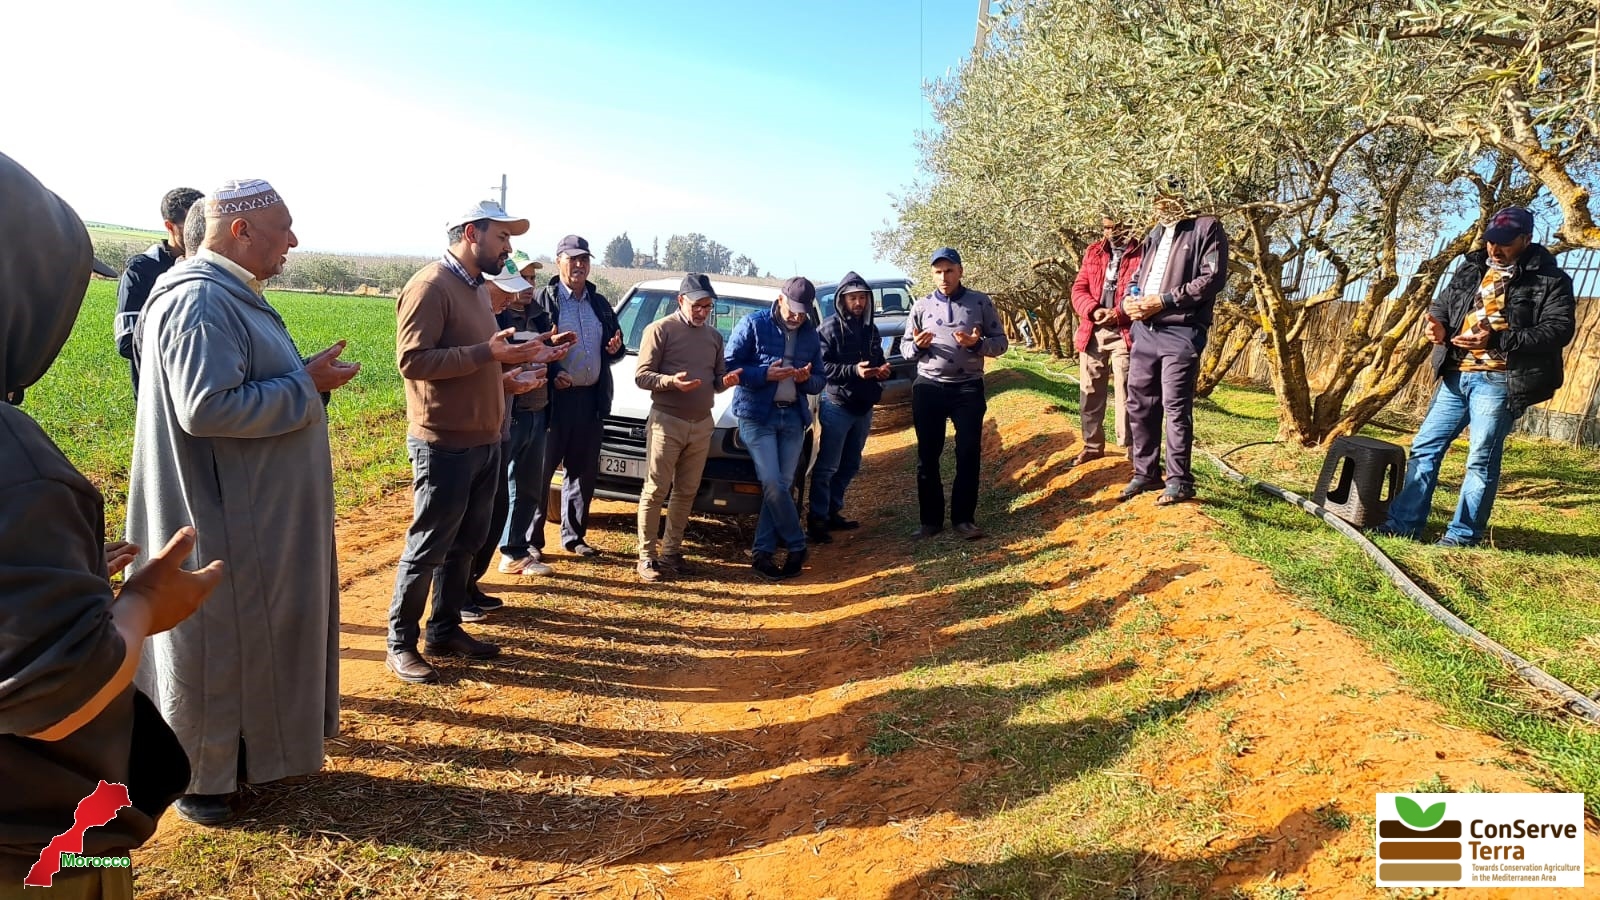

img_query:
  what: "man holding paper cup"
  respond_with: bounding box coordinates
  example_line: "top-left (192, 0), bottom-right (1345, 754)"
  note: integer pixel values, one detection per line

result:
top-left (632, 273), bottom-right (743, 582)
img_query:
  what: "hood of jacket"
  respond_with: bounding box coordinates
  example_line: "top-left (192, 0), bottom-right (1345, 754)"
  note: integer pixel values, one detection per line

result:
top-left (832, 271), bottom-right (874, 326)
top-left (1, 152), bottom-right (94, 401)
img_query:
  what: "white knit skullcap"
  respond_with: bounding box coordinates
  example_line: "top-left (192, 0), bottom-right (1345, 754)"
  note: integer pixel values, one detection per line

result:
top-left (207, 179), bottom-right (282, 216)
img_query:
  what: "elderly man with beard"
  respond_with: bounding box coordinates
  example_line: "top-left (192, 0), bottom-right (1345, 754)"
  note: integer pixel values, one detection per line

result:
top-left (1119, 178), bottom-right (1230, 506)
top-left (125, 179), bottom-right (361, 827)
top-left (386, 202), bottom-right (556, 685)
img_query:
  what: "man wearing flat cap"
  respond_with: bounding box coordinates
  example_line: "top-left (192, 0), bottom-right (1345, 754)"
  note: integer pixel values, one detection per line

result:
top-left (126, 178), bottom-right (360, 826)
top-left (902, 248), bottom-right (1008, 541)
top-left (726, 277), bottom-right (826, 579)
top-left (527, 235), bottom-right (626, 562)
top-left (633, 273), bottom-right (743, 582)
top-left (1381, 207), bottom-right (1575, 547)
top-left (386, 201), bottom-right (556, 686)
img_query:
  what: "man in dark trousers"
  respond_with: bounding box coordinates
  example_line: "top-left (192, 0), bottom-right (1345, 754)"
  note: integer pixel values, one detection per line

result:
top-left (495, 250), bottom-right (558, 578)
top-left (1382, 207), bottom-right (1575, 547)
top-left (115, 186), bottom-right (204, 391)
top-left (387, 201), bottom-right (550, 685)
top-left (1120, 178), bottom-right (1229, 505)
top-left (901, 248), bottom-right (1008, 541)
top-left (1, 151), bottom-right (223, 899)
top-left (1070, 215), bottom-right (1141, 465)
top-left (808, 271), bottom-right (890, 542)
top-left (528, 235), bottom-right (626, 561)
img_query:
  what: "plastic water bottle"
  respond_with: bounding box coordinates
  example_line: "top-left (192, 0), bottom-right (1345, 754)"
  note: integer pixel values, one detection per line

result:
top-left (1123, 283), bottom-right (1140, 308)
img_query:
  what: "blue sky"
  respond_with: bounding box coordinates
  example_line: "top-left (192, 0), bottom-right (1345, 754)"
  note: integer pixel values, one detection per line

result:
top-left (2, 0), bottom-right (978, 279)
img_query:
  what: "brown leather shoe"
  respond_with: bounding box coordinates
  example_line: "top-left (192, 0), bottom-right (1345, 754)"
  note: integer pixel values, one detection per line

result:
top-left (386, 649), bottom-right (439, 684)
top-left (424, 630), bottom-right (500, 660)
top-left (1071, 450), bottom-right (1105, 466)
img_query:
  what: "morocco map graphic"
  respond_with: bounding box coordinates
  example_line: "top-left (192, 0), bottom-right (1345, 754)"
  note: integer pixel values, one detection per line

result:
top-left (23, 781), bottom-right (131, 887)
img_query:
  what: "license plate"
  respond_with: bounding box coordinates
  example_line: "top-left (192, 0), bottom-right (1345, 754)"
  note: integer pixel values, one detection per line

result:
top-left (600, 454), bottom-right (644, 479)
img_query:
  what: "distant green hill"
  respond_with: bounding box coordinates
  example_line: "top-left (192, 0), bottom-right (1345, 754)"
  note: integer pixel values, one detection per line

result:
top-left (85, 222), bottom-right (164, 242)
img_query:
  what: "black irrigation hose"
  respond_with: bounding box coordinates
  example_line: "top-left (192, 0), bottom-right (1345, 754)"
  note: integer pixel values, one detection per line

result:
top-left (1201, 446), bottom-right (1600, 725)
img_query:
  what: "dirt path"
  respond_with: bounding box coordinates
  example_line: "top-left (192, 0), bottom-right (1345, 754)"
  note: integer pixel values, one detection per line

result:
top-left (136, 376), bottom-right (1599, 898)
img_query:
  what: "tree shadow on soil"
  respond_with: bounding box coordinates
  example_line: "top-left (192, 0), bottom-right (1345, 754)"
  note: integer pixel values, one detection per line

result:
top-left (241, 671), bottom-right (1229, 874)
top-left (883, 805), bottom-right (1344, 899)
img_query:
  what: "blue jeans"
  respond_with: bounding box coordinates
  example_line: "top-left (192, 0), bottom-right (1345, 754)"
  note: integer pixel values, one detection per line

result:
top-left (739, 405), bottom-right (808, 554)
top-left (809, 397), bottom-right (872, 521)
top-left (499, 406), bottom-right (550, 556)
top-left (1385, 370), bottom-right (1520, 545)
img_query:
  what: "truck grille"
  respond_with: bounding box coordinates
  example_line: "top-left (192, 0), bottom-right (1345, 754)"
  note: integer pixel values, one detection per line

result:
top-left (602, 415), bottom-right (648, 454)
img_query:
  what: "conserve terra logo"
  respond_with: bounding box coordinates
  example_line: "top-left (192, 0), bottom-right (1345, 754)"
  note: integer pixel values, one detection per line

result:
top-left (1375, 792), bottom-right (1585, 888)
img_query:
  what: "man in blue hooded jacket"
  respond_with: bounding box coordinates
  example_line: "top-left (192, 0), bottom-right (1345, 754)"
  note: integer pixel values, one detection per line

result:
top-left (808, 272), bottom-right (890, 542)
top-left (726, 277), bottom-right (827, 579)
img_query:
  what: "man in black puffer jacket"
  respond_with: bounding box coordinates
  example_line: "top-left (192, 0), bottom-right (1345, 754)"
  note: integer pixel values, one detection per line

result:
top-left (1383, 207), bottom-right (1576, 547)
top-left (808, 272), bottom-right (891, 542)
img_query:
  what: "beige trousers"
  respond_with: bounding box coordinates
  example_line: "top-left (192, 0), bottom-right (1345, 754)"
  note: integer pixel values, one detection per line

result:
top-left (1079, 324), bottom-right (1130, 453)
top-left (636, 409), bottom-right (714, 559)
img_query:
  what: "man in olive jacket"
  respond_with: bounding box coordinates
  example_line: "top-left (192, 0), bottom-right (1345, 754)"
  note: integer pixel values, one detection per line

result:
top-left (1382, 207), bottom-right (1576, 547)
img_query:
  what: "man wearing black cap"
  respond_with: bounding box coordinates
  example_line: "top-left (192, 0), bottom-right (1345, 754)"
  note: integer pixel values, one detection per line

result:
top-left (726, 277), bottom-right (827, 579)
top-left (1382, 207), bottom-right (1575, 547)
top-left (528, 235), bottom-right (626, 561)
top-left (632, 273), bottom-right (744, 582)
top-left (1120, 178), bottom-right (1229, 506)
top-left (902, 248), bottom-right (1008, 540)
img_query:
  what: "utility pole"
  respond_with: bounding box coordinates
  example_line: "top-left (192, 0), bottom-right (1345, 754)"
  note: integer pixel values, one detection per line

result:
top-left (974, 0), bottom-right (995, 53)
top-left (490, 174), bottom-right (507, 209)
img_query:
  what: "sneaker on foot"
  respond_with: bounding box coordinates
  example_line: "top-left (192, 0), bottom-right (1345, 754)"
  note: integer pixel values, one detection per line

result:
top-left (472, 591), bottom-right (503, 611)
top-left (459, 604), bottom-right (488, 623)
top-left (424, 629), bottom-right (500, 660)
top-left (637, 558), bottom-right (665, 583)
top-left (522, 549), bottom-right (553, 576)
top-left (498, 552), bottom-right (534, 574)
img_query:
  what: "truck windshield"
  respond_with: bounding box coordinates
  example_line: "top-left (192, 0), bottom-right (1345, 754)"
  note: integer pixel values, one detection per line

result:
top-left (614, 290), bottom-right (774, 352)
top-left (816, 283), bottom-right (913, 320)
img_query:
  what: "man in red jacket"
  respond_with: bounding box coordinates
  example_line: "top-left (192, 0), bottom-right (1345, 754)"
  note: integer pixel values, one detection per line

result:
top-left (1069, 215), bottom-right (1141, 466)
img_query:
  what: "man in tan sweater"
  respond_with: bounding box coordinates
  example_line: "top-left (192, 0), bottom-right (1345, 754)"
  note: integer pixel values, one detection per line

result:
top-left (386, 201), bottom-right (555, 685)
top-left (632, 274), bottom-right (743, 582)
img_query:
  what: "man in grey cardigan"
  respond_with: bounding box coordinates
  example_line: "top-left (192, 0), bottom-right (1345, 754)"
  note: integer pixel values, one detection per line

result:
top-left (125, 179), bottom-right (360, 827)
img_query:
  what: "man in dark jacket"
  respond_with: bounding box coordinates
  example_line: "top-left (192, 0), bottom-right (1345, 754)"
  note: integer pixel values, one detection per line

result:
top-left (1, 152), bottom-right (222, 898)
top-left (1070, 216), bottom-right (1141, 466)
top-left (1120, 179), bottom-right (1230, 505)
top-left (115, 187), bottom-right (205, 392)
top-left (495, 250), bottom-right (558, 577)
top-left (1382, 207), bottom-right (1576, 547)
top-left (727, 277), bottom-right (827, 579)
top-left (808, 271), bottom-right (890, 541)
top-left (528, 235), bottom-right (626, 560)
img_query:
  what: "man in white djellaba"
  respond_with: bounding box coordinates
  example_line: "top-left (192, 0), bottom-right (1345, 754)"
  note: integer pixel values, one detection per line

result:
top-left (126, 178), bottom-right (360, 826)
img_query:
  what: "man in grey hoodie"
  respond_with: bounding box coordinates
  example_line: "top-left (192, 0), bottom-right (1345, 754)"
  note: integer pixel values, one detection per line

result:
top-left (901, 248), bottom-right (1008, 540)
top-left (0, 152), bottom-right (223, 898)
